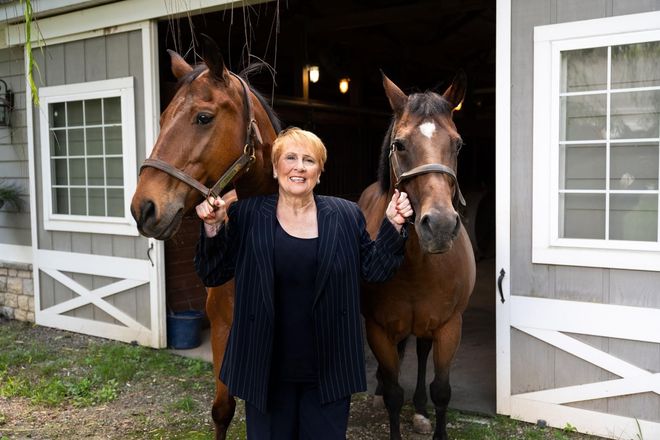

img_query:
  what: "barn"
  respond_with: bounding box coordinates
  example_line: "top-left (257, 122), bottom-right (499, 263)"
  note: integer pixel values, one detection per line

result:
top-left (0, 0), bottom-right (657, 438)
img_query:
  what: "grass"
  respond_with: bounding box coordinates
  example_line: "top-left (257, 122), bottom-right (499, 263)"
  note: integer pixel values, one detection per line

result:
top-left (0, 319), bottom-right (606, 439)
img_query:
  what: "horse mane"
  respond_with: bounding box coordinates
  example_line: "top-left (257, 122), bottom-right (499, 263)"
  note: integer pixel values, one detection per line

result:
top-left (376, 91), bottom-right (453, 193)
top-left (175, 62), bottom-right (282, 135)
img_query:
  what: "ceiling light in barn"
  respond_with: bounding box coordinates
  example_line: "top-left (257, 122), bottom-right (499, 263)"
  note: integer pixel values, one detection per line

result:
top-left (339, 78), bottom-right (350, 94)
top-left (308, 65), bottom-right (320, 83)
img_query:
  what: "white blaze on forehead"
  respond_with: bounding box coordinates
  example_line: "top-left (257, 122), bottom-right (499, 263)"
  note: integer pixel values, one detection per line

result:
top-left (419, 121), bottom-right (436, 139)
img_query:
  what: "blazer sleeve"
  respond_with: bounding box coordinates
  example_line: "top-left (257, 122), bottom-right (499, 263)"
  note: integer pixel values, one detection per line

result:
top-left (357, 207), bottom-right (408, 283)
top-left (194, 203), bottom-right (241, 287)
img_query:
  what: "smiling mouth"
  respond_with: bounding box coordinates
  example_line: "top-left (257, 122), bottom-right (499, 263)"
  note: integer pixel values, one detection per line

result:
top-left (289, 177), bottom-right (306, 183)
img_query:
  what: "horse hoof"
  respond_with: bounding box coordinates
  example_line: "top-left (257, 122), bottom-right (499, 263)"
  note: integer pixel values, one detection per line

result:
top-left (372, 395), bottom-right (385, 409)
top-left (413, 413), bottom-right (433, 434)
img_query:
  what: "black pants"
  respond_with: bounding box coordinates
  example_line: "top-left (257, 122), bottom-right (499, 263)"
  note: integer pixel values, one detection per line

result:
top-left (245, 381), bottom-right (350, 440)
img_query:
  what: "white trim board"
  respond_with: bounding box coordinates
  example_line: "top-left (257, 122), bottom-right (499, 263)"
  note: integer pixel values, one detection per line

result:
top-left (495, 0), bottom-right (512, 417)
top-left (4, 0), bottom-right (273, 48)
top-left (0, 244), bottom-right (33, 264)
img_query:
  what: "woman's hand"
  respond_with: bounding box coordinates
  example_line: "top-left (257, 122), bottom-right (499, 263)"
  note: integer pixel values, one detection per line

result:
top-left (196, 193), bottom-right (233, 237)
top-left (386, 189), bottom-right (413, 232)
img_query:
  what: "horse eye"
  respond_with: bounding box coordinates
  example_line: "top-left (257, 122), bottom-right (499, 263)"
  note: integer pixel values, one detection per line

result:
top-left (392, 140), bottom-right (406, 151)
top-left (196, 113), bottom-right (214, 125)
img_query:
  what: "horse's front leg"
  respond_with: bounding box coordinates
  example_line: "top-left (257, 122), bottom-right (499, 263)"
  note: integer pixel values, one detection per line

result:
top-left (366, 319), bottom-right (404, 440)
top-left (430, 314), bottom-right (463, 440)
top-left (412, 337), bottom-right (433, 434)
top-left (207, 285), bottom-right (236, 440)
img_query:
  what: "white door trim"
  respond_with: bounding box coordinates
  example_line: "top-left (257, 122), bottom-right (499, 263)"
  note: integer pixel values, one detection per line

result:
top-left (495, 0), bottom-right (512, 416)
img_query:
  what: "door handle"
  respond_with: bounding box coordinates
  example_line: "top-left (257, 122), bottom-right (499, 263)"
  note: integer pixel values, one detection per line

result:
top-left (497, 268), bottom-right (505, 303)
top-left (147, 242), bottom-right (154, 267)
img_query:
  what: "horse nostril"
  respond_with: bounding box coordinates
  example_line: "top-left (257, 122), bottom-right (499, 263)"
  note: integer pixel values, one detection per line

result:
top-left (140, 200), bottom-right (156, 225)
top-left (452, 213), bottom-right (461, 237)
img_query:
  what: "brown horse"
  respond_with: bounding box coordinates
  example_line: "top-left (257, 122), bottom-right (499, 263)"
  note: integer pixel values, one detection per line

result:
top-left (130, 40), bottom-right (279, 440)
top-left (359, 73), bottom-right (476, 440)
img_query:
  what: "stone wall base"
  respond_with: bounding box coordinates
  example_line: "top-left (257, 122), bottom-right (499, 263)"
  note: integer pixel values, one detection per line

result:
top-left (0, 261), bottom-right (34, 322)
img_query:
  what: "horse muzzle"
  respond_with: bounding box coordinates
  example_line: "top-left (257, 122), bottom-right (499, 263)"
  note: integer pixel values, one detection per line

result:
top-left (131, 196), bottom-right (185, 240)
top-left (415, 207), bottom-right (460, 254)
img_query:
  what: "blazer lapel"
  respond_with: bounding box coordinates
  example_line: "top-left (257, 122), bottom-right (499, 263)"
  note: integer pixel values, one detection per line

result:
top-left (251, 194), bottom-right (277, 322)
top-left (313, 196), bottom-right (338, 309)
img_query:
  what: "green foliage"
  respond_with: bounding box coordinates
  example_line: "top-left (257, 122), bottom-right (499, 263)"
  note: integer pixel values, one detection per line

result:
top-left (20, 0), bottom-right (41, 106)
top-left (0, 180), bottom-right (24, 212)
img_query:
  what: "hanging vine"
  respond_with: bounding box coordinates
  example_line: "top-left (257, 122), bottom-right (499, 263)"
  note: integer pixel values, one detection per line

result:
top-left (20, 0), bottom-right (40, 106)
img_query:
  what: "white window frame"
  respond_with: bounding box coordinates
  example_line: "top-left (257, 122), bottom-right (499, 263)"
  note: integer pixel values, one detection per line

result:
top-left (533, 11), bottom-right (660, 272)
top-left (39, 77), bottom-right (138, 236)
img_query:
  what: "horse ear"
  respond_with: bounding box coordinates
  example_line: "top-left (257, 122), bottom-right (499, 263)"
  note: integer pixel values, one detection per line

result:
top-left (168, 49), bottom-right (193, 80)
top-left (381, 71), bottom-right (407, 114)
top-left (200, 34), bottom-right (229, 84)
top-left (442, 70), bottom-right (467, 112)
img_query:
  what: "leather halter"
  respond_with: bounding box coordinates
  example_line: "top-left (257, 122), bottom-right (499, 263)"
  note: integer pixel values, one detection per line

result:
top-left (139, 72), bottom-right (262, 200)
top-left (389, 143), bottom-right (466, 207)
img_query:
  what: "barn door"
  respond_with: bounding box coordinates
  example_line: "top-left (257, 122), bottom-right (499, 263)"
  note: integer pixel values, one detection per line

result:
top-left (29, 23), bottom-right (166, 348)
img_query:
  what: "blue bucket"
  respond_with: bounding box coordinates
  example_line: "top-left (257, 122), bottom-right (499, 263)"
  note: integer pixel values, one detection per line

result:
top-left (167, 310), bottom-right (204, 349)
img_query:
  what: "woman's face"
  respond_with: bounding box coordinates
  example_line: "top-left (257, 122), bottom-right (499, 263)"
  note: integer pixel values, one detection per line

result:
top-left (275, 141), bottom-right (322, 199)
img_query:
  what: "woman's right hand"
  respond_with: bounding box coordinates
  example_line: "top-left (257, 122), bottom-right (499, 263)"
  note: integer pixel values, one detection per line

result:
top-left (195, 196), bottom-right (227, 226)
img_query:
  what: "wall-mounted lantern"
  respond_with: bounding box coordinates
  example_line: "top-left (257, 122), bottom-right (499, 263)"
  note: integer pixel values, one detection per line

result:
top-left (0, 79), bottom-right (13, 127)
top-left (339, 77), bottom-right (350, 94)
top-left (308, 65), bottom-right (320, 83)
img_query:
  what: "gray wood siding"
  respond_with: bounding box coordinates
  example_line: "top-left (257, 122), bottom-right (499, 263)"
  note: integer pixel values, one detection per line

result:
top-left (510, 0), bottom-right (660, 423)
top-left (33, 31), bottom-right (151, 328)
top-left (0, 46), bottom-right (30, 247)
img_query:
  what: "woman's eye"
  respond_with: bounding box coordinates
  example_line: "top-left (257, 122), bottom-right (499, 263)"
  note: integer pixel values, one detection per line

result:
top-left (196, 113), bottom-right (214, 125)
top-left (304, 158), bottom-right (315, 164)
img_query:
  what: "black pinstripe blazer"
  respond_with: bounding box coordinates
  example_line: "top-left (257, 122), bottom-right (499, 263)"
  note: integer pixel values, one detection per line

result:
top-left (194, 193), bottom-right (406, 412)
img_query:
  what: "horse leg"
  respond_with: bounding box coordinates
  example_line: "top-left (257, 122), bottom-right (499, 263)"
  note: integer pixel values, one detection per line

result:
top-left (430, 314), bottom-right (462, 440)
top-left (366, 319), bottom-right (404, 440)
top-left (374, 337), bottom-right (408, 408)
top-left (412, 337), bottom-right (433, 434)
top-left (207, 285), bottom-right (235, 440)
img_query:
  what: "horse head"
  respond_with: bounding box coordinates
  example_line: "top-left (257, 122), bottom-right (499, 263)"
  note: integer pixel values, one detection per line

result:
top-left (131, 38), bottom-right (278, 240)
top-left (380, 72), bottom-right (467, 254)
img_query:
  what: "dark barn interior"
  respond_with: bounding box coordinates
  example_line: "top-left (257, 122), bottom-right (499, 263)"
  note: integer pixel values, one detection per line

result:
top-left (160, 0), bottom-right (496, 415)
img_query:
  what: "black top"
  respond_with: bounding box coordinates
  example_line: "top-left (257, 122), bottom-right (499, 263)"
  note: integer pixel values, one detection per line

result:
top-left (272, 221), bottom-right (319, 382)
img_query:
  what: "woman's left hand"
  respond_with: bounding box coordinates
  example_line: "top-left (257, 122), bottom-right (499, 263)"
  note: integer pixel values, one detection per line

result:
top-left (386, 189), bottom-right (414, 232)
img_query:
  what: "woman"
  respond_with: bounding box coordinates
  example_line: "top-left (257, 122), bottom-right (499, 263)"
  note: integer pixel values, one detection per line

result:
top-left (194, 127), bottom-right (413, 439)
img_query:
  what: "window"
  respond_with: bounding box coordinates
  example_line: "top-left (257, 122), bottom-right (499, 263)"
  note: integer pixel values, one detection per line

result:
top-left (533, 12), bottom-right (660, 271)
top-left (39, 77), bottom-right (138, 236)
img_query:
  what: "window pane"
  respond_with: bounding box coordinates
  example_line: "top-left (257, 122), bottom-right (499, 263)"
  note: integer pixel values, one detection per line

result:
top-left (53, 188), bottom-right (69, 214)
top-left (610, 194), bottom-right (658, 241)
top-left (70, 188), bottom-right (87, 215)
top-left (561, 47), bottom-right (608, 92)
top-left (560, 94), bottom-right (606, 141)
top-left (69, 158), bottom-right (86, 185)
top-left (104, 97), bottom-right (121, 124)
top-left (50, 130), bottom-right (67, 156)
top-left (86, 127), bottom-right (103, 155)
top-left (561, 193), bottom-right (606, 239)
top-left (610, 91), bottom-right (660, 139)
top-left (610, 143), bottom-right (658, 190)
top-left (85, 99), bottom-right (102, 125)
top-left (68, 128), bottom-right (85, 156)
top-left (88, 188), bottom-right (105, 216)
top-left (611, 41), bottom-right (660, 89)
top-left (52, 158), bottom-right (68, 185)
top-left (105, 126), bottom-right (122, 155)
top-left (560, 144), bottom-right (605, 189)
top-left (87, 158), bottom-right (104, 186)
top-left (67, 101), bottom-right (83, 126)
top-left (51, 102), bottom-right (66, 128)
top-left (107, 188), bottom-right (124, 217)
top-left (106, 158), bottom-right (123, 186)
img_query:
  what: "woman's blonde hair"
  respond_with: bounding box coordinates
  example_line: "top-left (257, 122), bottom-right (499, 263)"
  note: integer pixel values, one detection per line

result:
top-left (271, 127), bottom-right (327, 171)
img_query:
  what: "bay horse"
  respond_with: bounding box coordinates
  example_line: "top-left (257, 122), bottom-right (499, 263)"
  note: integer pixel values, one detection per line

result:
top-left (130, 39), bottom-right (279, 440)
top-left (359, 73), bottom-right (476, 440)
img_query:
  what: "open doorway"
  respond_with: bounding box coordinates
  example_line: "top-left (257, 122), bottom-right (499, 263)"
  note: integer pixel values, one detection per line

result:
top-left (159, 0), bottom-right (496, 415)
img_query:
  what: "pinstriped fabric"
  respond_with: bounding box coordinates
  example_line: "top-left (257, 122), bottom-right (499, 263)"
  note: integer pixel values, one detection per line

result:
top-left (194, 193), bottom-right (406, 413)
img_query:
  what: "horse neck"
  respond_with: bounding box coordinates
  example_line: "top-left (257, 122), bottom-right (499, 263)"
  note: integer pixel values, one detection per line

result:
top-left (234, 96), bottom-right (278, 199)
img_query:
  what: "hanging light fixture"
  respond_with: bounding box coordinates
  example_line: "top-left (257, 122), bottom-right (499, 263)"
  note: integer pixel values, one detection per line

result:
top-left (308, 65), bottom-right (320, 83)
top-left (339, 77), bottom-right (350, 94)
top-left (0, 79), bottom-right (13, 127)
